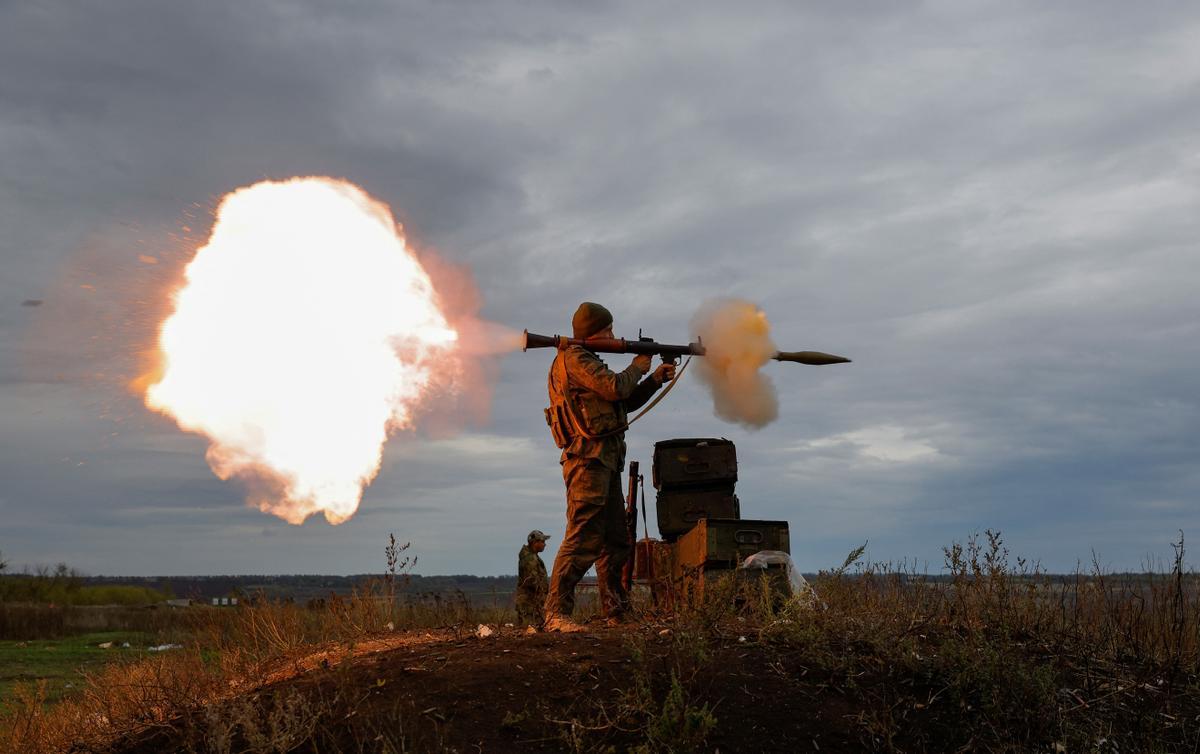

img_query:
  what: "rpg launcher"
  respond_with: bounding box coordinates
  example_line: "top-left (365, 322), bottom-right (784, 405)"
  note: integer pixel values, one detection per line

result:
top-left (521, 330), bottom-right (851, 366)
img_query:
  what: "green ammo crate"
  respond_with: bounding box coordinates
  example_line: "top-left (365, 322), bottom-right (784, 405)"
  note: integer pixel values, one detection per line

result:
top-left (655, 487), bottom-right (740, 541)
top-left (652, 438), bottom-right (738, 490)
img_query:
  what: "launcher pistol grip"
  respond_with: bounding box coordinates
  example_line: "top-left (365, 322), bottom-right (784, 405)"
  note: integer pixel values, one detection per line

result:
top-left (641, 335), bottom-right (677, 365)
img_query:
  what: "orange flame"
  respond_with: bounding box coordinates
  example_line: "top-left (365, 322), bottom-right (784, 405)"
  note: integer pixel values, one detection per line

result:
top-left (143, 177), bottom-right (458, 525)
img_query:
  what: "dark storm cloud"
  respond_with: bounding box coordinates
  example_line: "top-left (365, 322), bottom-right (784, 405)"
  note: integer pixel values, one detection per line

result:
top-left (1, 1), bottom-right (1198, 575)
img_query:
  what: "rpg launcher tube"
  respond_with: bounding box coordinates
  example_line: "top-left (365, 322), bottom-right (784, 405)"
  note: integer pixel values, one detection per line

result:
top-left (522, 330), bottom-right (850, 365)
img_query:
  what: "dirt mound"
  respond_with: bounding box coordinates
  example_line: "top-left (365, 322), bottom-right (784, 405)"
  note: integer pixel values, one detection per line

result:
top-left (116, 624), bottom-right (858, 752)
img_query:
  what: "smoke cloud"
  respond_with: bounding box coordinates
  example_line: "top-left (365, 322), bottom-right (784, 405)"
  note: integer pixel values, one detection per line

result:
top-left (690, 299), bottom-right (779, 428)
top-left (409, 247), bottom-right (524, 437)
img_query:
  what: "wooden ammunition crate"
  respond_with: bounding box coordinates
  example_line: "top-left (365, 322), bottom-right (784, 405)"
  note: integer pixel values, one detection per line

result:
top-left (669, 564), bottom-right (770, 607)
top-left (673, 518), bottom-right (790, 571)
top-left (655, 487), bottom-right (740, 541)
top-left (652, 438), bottom-right (737, 490)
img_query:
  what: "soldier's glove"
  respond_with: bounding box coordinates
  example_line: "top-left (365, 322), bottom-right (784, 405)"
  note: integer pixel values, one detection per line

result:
top-left (632, 354), bottom-right (653, 373)
top-left (653, 363), bottom-right (677, 385)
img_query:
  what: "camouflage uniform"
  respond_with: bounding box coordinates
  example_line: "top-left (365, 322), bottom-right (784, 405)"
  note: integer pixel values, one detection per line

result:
top-left (543, 345), bottom-right (663, 620)
top-left (515, 543), bottom-right (548, 626)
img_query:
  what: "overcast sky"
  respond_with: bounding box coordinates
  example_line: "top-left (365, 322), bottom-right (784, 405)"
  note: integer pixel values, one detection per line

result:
top-left (2, 1), bottom-right (1198, 577)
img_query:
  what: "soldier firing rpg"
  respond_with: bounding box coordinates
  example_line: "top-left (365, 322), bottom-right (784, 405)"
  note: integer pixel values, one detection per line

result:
top-left (540, 302), bottom-right (676, 633)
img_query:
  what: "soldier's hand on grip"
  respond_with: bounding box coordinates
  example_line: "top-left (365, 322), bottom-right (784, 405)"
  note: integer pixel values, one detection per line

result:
top-left (632, 353), bottom-right (653, 373)
top-left (653, 363), bottom-right (677, 385)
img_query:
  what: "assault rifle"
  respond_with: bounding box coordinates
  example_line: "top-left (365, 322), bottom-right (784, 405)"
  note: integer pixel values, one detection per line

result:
top-left (522, 330), bottom-right (850, 366)
top-left (621, 460), bottom-right (640, 593)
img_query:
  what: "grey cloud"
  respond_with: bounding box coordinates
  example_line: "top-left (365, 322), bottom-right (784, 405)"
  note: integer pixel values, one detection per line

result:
top-left (2, 1), bottom-right (1198, 575)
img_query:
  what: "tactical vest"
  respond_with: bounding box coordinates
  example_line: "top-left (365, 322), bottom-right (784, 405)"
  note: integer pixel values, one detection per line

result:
top-left (544, 349), bottom-right (628, 448)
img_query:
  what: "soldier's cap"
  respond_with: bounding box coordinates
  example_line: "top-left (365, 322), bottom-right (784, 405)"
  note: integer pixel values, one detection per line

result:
top-left (572, 302), bottom-right (613, 339)
top-left (527, 529), bottom-right (551, 543)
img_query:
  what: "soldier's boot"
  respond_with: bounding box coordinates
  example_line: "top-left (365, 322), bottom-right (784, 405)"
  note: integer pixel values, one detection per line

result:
top-left (543, 614), bottom-right (587, 633)
top-left (601, 612), bottom-right (632, 627)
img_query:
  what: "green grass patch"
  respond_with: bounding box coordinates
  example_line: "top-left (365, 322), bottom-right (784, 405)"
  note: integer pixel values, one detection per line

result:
top-left (0, 631), bottom-right (154, 706)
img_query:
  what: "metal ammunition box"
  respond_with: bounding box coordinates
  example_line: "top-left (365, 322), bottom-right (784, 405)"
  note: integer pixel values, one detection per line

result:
top-left (652, 438), bottom-right (737, 490)
top-left (655, 487), bottom-right (740, 541)
top-left (673, 518), bottom-right (790, 571)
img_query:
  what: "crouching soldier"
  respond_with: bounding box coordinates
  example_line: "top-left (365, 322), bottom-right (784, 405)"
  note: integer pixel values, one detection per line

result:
top-left (515, 530), bottom-right (550, 627)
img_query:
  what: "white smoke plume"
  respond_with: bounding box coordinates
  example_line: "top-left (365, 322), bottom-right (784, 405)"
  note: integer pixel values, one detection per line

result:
top-left (690, 299), bottom-right (779, 428)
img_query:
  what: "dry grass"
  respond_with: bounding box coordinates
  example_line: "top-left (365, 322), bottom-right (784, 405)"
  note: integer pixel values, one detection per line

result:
top-left (0, 604), bottom-right (190, 641)
top-left (3, 531), bottom-right (1199, 753)
top-left (0, 536), bottom-right (493, 753)
top-left (737, 530), bottom-right (1200, 751)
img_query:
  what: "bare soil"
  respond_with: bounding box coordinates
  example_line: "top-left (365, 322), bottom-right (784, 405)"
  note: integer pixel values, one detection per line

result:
top-left (116, 624), bottom-right (861, 753)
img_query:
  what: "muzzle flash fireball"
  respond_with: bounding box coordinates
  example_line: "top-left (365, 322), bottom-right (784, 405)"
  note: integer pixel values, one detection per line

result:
top-left (143, 177), bottom-right (461, 526)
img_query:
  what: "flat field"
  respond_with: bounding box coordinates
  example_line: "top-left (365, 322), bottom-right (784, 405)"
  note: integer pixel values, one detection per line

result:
top-left (0, 631), bottom-right (152, 705)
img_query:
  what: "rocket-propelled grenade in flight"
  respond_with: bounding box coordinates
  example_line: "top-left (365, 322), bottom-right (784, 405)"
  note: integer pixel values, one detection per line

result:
top-left (521, 330), bottom-right (851, 365)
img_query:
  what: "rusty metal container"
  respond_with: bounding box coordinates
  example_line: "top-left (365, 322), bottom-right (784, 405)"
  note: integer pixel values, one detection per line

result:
top-left (632, 538), bottom-right (670, 581)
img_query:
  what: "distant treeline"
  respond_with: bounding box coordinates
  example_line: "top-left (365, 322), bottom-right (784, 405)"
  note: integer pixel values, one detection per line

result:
top-left (0, 558), bottom-right (521, 606)
top-left (0, 564), bottom-right (166, 606)
top-left (6, 567), bottom-right (1184, 607)
top-left (74, 573), bottom-right (519, 603)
